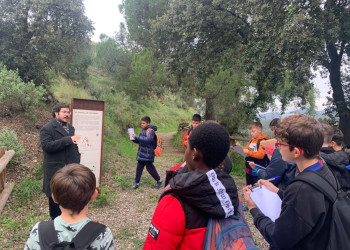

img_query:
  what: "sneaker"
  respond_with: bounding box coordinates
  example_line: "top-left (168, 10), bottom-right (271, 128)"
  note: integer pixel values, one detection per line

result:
top-left (131, 183), bottom-right (139, 190)
top-left (155, 179), bottom-right (163, 189)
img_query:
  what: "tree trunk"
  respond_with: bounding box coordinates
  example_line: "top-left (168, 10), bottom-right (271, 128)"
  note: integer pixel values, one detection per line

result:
top-left (326, 43), bottom-right (350, 147)
top-left (205, 97), bottom-right (215, 120)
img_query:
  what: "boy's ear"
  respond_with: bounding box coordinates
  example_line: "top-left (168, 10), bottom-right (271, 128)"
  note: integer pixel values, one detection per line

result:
top-left (51, 194), bottom-right (59, 204)
top-left (90, 189), bottom-right (98, 202)
top-left (193, 148), bottom-right (204, 162)
top-left (293, 147), bottom-right (302, 159)
top-left (329, 141), bottom-right (336, 147)
top-left (193, 148), bottom-right (199, 160)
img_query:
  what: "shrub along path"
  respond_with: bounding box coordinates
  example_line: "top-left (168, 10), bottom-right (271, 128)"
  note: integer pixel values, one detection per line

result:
top-left (0, 127), bottom-right (268, 249)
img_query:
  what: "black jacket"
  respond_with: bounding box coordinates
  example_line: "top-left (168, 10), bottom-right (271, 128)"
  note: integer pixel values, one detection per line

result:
top-left (320, 147), bottom-right (350, 191)
top-left (40, 119), bottom-right (80, 197)
top-left (251, 164), bottom-right (336, 250)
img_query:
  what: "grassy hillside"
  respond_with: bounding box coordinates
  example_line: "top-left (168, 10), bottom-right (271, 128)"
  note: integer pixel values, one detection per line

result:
top-left (49, 67), bottom-right (196, 160)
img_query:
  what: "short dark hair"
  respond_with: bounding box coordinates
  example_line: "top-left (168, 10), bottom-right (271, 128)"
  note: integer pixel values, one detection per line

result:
top-left (188, 121), bottom-right (230, 169)
top-left (318, 119), bottom-right (334, 144)
top-left (269, 118), bottom-right (279, 127)
top-left (50, 164), bottom-right (96, 214)
top-left (332, 127), bottom-right (344, 146)
top-left (52, 103), bottom-right (69, 118)
top-left (141, 116), bottom-right (151, 123)
top-left (192, 114), bottom-right (201, 122)
top-left (249, 121), bottom-right (262, 130)
top-left (275, 114), bottom-right (323, 159)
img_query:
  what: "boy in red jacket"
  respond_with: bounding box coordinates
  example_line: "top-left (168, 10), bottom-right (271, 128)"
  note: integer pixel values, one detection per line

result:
top-left (182, 113), bottom-right (201, 150)
top-left (144, 121), bottom-right (239, 249)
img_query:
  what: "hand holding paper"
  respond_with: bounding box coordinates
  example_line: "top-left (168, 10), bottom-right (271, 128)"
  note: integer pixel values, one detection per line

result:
top-left (128, 128), bottom-right (135, 140)
top-left (249, 184), bottom-right (282, 222)
top-left (231, 144), bottom-right (248, 157)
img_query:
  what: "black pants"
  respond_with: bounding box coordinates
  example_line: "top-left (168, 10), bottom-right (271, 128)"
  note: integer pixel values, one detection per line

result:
top-left (246, 174), bottom-right (259, 186)
top-left (49, 196), bottom-right (61, 220)
top-left (135, 161), bottom-right (160, 183)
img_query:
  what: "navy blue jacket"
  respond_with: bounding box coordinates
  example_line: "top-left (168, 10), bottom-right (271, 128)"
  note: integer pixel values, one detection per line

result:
top-left (133, 125), bottom-right (157, 162)
top-left (256, 148), bottom-right (296, 190)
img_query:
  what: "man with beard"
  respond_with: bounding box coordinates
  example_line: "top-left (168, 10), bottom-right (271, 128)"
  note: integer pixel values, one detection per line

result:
top-left (40, 103), bottom-right (81, 219)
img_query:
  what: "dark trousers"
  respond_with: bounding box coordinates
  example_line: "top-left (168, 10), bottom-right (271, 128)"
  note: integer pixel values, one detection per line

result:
top-left (246, 174), bottom-right (259, 186)
top-left (135, 161), bottom-right (160, 183)
top-left (49, 196), bottom-right (61, 220)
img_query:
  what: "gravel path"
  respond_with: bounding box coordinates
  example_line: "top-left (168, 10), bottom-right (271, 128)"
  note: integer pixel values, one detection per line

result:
top-left (88, 131), bottom-right (269, 249)
top-left (0, 125), bottom-right (269, 249)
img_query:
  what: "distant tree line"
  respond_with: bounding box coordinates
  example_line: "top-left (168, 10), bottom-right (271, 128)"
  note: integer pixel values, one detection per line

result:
top-left (0, 0), bottom-right (349, 146)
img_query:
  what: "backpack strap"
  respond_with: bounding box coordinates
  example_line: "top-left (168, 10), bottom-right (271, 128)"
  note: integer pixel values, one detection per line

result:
top-left (71, 221), bottom-right (106, 249)
top-left (146, 128), bottom-right (154, 136)
top-left (38, 220), bottom-right (106, 249)
top-left (293, 171), bottom-right (337, 203)
top-left (256, 138), bottom-right (266, 150)
top-left (38, 220), bottom-right (59, 249)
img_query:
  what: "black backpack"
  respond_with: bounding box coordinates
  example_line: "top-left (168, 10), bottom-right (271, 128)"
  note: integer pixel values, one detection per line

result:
top-left (294, 170), bottom-right (350, 250)
top-left (38, 220), bottom-right (106, 250)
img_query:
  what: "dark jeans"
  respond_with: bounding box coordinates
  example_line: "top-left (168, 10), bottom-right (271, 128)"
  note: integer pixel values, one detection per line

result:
top-left (246, 174), bottom-right (259, 186)
top-left (135, 161), bottom-right (160, 183)
top-left (49, 196), bottom-right (61, 220)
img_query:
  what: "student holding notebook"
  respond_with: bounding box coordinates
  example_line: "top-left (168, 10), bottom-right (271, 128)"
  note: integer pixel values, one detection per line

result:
top-left (243, 114), bottom-right (336, 249)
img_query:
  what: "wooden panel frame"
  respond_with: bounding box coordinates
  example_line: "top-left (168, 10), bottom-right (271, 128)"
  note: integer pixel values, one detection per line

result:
top-left (71, 98), bottom-right (105, 187)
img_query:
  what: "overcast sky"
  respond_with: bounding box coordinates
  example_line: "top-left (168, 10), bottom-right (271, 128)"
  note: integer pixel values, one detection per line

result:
top-left (84, 0), bottom-right (124, 42)
top-left (83, 0), bottom-right (330, 111)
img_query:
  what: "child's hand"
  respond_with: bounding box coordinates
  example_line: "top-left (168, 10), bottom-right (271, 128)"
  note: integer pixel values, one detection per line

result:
top-left (243, 149), bottom-right (249, 154)
top-left (132, 134), bottom-right (136, 139)
top-left (257, 179), bottom-right (279, 193)
top-left (248, 161), bottom-right (256, 170)
top-left (243, 185), bottom-right (257, 210)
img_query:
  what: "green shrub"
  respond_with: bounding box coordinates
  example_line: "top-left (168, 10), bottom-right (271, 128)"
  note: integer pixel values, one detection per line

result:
top-left (13, 177), bottom-right (42, 205)
top-left (0, 127), bottom-right (25, 163)
top-left (229, 152), bottom-right (246, 177)
top-left (171, 131), bottom-right (186, 151)
top-left (0, 64), bottom-right (46, 116)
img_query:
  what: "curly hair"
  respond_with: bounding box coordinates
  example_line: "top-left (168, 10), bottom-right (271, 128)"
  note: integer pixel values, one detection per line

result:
top-left (52, 103), bottom-right (69, 118)
top-left (188, 121), bottom-right (230, 169)
top-left (275, 114), bottom-right (323, 159)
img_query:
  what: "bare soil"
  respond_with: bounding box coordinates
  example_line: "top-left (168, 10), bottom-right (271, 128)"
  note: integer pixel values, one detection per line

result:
top-left (0, 115), bottom-right (268, 249)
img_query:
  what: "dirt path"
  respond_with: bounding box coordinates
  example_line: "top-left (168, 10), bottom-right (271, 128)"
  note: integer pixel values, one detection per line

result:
top-left (88, 131), bottom-right (185, 249)
top-left (1, 129), bottom-right (268, 249)
top-left (157, 131), bottom-right (185, 157)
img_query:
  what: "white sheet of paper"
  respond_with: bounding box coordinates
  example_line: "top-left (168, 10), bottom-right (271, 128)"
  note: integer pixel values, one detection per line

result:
top-left (128, 128), bottom-right (135, 140)
top-left (231, 145), bottom-right (248, 157)
top-left (250, 185), bottom-right (282, 222)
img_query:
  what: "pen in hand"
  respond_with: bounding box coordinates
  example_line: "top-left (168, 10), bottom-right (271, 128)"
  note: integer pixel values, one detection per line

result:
top-left (266, 176), bottom-right (281, 182)
top-left (251, 176), bottom-right (281, 190)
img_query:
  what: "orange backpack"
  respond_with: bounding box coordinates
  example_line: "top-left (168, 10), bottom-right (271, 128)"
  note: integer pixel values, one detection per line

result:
top-left (146, 128), bottom-right (162, 157)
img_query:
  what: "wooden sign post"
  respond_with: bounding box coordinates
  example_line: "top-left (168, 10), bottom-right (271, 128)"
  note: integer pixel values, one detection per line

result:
top-left (71, 98), bottom-right (105, 187)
